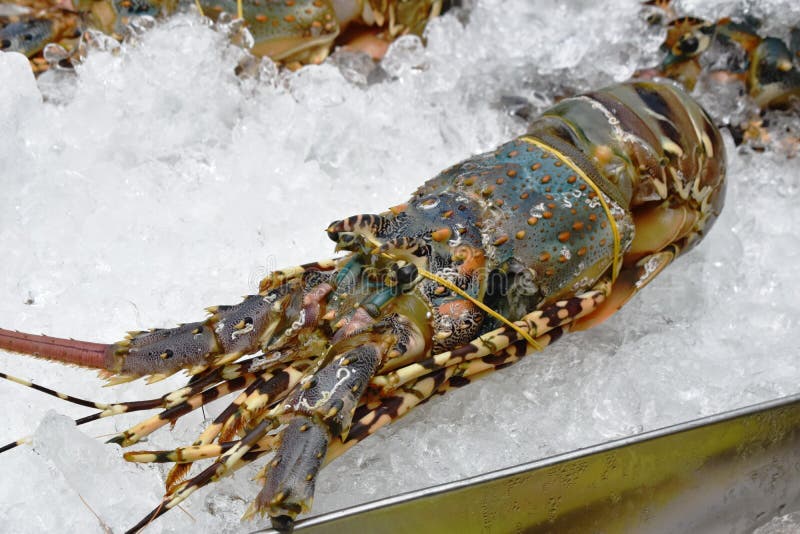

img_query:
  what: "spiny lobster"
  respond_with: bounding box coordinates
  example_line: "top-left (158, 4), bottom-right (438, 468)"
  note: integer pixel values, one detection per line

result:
top-left (642, 0), bottom-right (800, 110)
top-left (1, 0), bottom-right (443, 72)
top-left (0, 79), bottom-right (726, 532)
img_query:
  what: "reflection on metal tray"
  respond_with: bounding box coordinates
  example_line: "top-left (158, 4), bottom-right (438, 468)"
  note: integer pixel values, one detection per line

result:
top-left (285, 393), bottom-right (800, 533)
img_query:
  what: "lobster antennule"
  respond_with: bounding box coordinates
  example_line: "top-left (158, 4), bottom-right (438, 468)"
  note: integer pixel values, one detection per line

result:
top-left (0, 327), bottom-right (112, 370)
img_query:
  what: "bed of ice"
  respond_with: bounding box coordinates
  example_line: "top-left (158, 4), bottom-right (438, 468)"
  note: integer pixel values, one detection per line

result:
top-left (1, 0), bottom-right (799, 532)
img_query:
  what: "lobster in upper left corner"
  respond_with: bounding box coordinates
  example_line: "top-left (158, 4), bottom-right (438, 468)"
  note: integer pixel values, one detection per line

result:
top-left (0, 0), bottom-right (444, 72)
top-left (0, 79), bottom-right (726, 532)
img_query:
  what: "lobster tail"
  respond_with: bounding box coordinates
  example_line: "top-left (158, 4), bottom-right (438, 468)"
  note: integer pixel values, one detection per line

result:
top-left (0, 327), bottom-right (112, 370)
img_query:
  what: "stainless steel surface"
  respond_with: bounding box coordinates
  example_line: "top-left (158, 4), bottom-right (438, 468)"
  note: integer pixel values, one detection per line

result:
top-left (285, 393), bottom-right (800, 533)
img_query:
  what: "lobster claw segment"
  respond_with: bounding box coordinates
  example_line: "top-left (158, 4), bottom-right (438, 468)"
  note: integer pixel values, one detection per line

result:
top-left (255, 344), bottom-right (383, 530)
top-left (252, 416), bottom-right (329, 528)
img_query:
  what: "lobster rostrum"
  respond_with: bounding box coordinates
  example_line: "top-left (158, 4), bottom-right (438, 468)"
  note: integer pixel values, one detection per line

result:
top-left (0, 80), bottom-right (726, 532)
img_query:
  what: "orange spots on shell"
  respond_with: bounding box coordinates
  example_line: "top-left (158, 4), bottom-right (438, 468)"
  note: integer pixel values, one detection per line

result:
top-left (389, 203), bottom-right (407, 215)
top-left (527, 217), bottom-right (538, 226)
top-left (542, 211), bottom-right (553, 219)
top-left (547, 202), bottom-right (556, 209)
top-left (545, 267), bottom-right (555, 276)
top-left (539, 252), bottom-right (551, 262)
top-left (600, 238), bottom-right (607, 246)
top-left (515, 230), bottom-right (526, 239)
top-left (506, 169), bottom-right (517, 178)
top-left (493, 235), bottom-right (509, 246)
top-left (442, 210), bottom-right (454, 218)
top-left (511, 205), bottom-right (519, 211)
top-left (434, 286), bottom-right (446, 295)
top-left (572, 221), bottom-right (584, 231)
top-left (495, 199), bottom-right (505, 207)
top-left (482, 185), bottom-right (495, 196)
top-left (567, 175), bottom-right (577, 184)
top-left (558, 255), bottom-right (568, 263)
top-left (508, 150), bottom-right (519, 157)
top-left (579, 184), bottom-right (587, 191)
top-left (520, 192), bottom-right (529, 200)
top-left (255, 14), bottom-right (268, 22)
top-left (558, 231), bottom-right (570, 242)
top-left (554, 160), bottom-right (563, 167)
top-left (589, 213), bottom-right (598, 222)
top-left (531, 162), bottom-right (542, 171)
top-left (431, 227), bottom-right (452, 242)
top-left (438, 299), bottom-right (477, 319)
top-left (311, 20), bottom-right (322, 28)
top-left (313, 0), bottom-right (323, 6)
top-left (457, 246), bottom-right (485, 275)
top-left (284, 14), bottom-right (296, 22)
top-left (541, 174), bottom-right (551, 184)
top-left (463, 176), bottom-right (476, 186)
top-left (496, 177), bottom-right (505, 185)
top-left (577, 247), bottom-right (587, 256)
top-left (545, 194), bottom-right (554, 201)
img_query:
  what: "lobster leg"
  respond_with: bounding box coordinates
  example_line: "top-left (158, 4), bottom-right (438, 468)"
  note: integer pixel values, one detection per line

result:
top-left (0, 360), bottom-right (259, 452)
top-left (126, 423), bottom-right (277, 534)
top-left (107, 374), bottom-right (259, 446)
top-left (161, 359), bottom-right (313, 492)
top-left (330, 326), bottom-right (566, 460)
top-left (370, 281), bottom-right (611, 392)
top-left (109, 357), bottom-right (314, 447)
top-left (254, 343), bottom-right (383, 528)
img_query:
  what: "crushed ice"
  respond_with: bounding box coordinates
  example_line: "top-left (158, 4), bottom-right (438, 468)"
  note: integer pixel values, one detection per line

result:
top-left (1, 0), bottom-right (799, 532)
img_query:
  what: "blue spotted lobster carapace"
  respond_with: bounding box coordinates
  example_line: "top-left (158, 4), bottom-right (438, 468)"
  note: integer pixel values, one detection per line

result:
top-left (0, 80), bottom-right (726, 532)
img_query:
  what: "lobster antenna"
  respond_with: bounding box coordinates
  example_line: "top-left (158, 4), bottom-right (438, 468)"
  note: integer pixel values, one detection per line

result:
top-left (0, 371), bottom-right (112, 410)
top-left (0, 327), bottom-right (111, 370)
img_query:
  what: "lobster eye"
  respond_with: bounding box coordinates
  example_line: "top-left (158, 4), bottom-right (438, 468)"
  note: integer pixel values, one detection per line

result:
top-left (397, 264), bottom-right (418, 285)
top-left (679, 35), bottom-right (699, 54)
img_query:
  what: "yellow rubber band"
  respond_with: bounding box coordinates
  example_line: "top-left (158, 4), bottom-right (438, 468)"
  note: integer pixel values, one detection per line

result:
top-left (416, 267), bottom-right (542, 351)
top-left (520, 136), bottom-right (622, 283)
